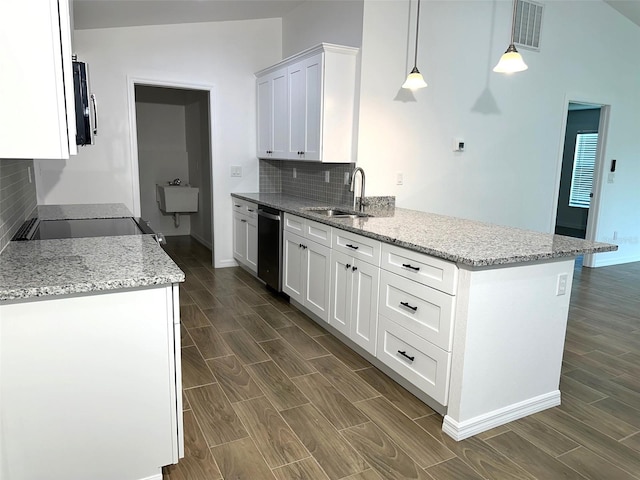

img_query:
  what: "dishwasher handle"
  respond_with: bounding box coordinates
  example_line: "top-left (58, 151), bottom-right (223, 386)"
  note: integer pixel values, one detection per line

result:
top-left (257, 209), bottom-right (281, 221)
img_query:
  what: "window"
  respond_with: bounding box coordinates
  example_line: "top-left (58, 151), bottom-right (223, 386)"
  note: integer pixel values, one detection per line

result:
top-left (569, 132), bottom-right (598, 208)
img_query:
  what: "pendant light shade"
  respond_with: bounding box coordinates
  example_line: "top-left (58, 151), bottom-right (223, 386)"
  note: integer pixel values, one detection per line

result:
top-left (403, 0), bottom-right (427, 90)
top-left (493, 0), bottom-right (528, 74)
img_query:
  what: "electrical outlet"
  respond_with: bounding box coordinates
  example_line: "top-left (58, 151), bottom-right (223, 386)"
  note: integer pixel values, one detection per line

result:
top-left (556, 273), bottom-right (568, 296)
top-left (293, 168), bottom-right (297, 179)
top-left (230, 166), bottom-right (242, 177)
top-left (396, 172), bottom-right (404, 185)
top-left (324, 171), bottom-right (330, 183)
top-left (453, 138), bottom-right (465, 152)
top-left (344, 172), bottom-right (350, 185)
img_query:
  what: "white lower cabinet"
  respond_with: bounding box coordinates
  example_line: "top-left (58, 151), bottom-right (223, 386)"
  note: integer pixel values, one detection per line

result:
top-left (283, 229), bottom-right (331, 322)
top-left (330, 249), bottom-right (380, 355)
top-left (0, 285), bottom-right (182, 479)
top-left (377, 315), bottom-right (452, 405)
top-left (232, 200), bottom-right (257, 272)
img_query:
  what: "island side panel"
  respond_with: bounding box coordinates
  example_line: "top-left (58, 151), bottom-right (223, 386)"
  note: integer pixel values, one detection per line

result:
top-left (444, 258), bottom-right (575, 440)
top-left (0, 286), bottom-right (178, 480)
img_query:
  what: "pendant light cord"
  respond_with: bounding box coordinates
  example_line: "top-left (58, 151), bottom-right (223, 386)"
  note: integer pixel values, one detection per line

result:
top-left (510, 0), bottom-right (518, 44)
top-left (413, 0), bottom-right (422, 68)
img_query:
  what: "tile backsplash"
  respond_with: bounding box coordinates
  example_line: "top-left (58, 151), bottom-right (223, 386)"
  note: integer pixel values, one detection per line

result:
top-left (0, 159), bottom-right (37, 252)
top-left (259, 159), bottom-right (355, 207)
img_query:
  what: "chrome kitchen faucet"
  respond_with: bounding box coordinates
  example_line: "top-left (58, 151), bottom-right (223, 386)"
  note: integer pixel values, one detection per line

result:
top-left (350, 167), bottom-right (366, 212)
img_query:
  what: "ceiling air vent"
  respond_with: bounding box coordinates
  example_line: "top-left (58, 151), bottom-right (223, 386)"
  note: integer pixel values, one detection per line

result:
top-left (514, 0), bottom-right (544, 50)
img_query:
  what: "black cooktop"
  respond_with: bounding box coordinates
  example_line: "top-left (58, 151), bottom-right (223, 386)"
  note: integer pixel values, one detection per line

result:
top-left (13, 217), bottom-right (154, 241)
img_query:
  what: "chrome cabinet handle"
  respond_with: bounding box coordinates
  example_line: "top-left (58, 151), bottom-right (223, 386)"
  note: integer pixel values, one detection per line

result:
top-left (400, 301), bottom-right (417, 312)
top-left (90, 93), bottom-right (98, 135)
top-left (397, 350), bottom-right (415, 362)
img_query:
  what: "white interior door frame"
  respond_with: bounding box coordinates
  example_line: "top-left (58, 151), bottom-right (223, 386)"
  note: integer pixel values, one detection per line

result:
top-left (551, 94), bottom-right (611, 268)
top-left (126, 76), bottom-right (215, 255)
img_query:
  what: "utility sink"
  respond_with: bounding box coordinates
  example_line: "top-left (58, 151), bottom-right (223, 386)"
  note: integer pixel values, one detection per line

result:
top-left (305, 208), bottom-right (372, 219)
top-left (157, 185), bottom-right (199, 213)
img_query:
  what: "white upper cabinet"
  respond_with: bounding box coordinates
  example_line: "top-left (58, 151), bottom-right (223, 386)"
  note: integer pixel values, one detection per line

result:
top-left (256, 69), bottom-right (288, 159)
top-left (255, 43), bottom-right (358, 163)
top-left (0, 0), bottom-right (77, 159)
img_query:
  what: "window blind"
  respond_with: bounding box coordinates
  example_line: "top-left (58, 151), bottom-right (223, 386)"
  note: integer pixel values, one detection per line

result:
top-left (569, 132), bottom-right (598, 209)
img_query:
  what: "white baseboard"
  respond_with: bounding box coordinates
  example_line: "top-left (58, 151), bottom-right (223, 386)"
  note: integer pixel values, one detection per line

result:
top-left (138, 472), bottom-right (162, 480)
top-left (216, 258), bottom-right (239, 268)
top-left (190, 232), bottom-right (212, 250)
top-left (442, 390), bottom-right (561, 441)
top-left (590, 253), bottom-right (640, 268)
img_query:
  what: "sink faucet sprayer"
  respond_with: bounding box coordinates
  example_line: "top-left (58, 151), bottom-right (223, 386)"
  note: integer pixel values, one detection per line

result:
top-left (350, 167), bottom-right (366, 212)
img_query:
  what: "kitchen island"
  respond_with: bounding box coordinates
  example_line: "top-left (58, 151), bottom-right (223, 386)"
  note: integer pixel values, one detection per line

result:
top-left (232, 192), bottom-right (616, 440)
top-left (0, 204), bottom-right (184, 480)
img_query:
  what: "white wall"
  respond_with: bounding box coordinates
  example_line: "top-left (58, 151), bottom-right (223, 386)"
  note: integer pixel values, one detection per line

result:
top-left (36, 18), bottom-right (282, 268)
top-left (356, 0), bottom-right (640, 265)
top-left (282, 0), bottom-right (364, 56)
top-left (136, 97), bottom-right (191, 236)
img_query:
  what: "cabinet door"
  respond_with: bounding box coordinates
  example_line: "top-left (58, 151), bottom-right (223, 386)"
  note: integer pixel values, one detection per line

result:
top-left (256, 69), bottom-right (288, 159)
top-left (329, 250), bottom-right (353, 336)
top-left (287, 53), bottom-right (322, 161)
top-left (232, 212), bottom-right (247, 263)
top-left (304, 239), bottom-right (331, 322)
top-left (0, 0), bottom-right (76, 159)
top-left (246, 216), bottom-right (258, 273)
top-left (350, 259), bottom-right (380, 355)
top-left (256, 75), bottom-right (273, 157)
top-left (283, 231), bottom-right (305, 304)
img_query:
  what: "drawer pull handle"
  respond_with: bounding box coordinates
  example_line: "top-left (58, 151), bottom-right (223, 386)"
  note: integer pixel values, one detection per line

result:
top-left (346, 244), bottom-right (359, 250)
top-left (234, 204), bottom-right (241, 207)
top-left (241, 219), bottom-right (247, 223)
top-left (397, 350), bottom-right (415, 362)
top-left (402, 263), bottom-right (420, 271)
top-left (247, 209), bottom-right (254, 212)
top-left (352, 266), bottom-right (358, 272)
top-left (400, 301), bottom-right (418, 312)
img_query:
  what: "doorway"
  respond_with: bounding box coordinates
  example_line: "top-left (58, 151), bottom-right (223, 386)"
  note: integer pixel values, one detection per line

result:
top-left (132, 84), bottom-right (213, 257)
top-left (555, 102), bottom-right (602, 239)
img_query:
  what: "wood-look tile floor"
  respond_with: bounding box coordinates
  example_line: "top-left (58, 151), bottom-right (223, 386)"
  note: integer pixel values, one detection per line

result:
top-left (162, 236), bottom-right (640, 480)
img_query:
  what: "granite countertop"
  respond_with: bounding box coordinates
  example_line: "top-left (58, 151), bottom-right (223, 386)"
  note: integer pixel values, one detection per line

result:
top-left (232, 193), bottom-right (617, 267)
top-left (0, 204), bottom-right (184, 302)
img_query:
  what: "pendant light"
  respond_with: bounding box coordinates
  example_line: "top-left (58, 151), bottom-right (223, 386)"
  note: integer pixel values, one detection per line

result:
top-left (493, 0), bottom-right (528, 74)
top-left (402, 0), bottom-right (427, 89)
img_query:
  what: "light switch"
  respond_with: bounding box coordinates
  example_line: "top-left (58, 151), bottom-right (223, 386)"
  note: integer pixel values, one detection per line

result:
top-left (396, 172), bottom-right (404, 185)
top-left (230, 166), bottom-right (242, 177)
top-left (608, 173), bottom-right (615, 184)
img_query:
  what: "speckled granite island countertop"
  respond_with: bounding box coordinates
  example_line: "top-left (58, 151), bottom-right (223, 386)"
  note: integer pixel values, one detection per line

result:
top-left (232, 193), bottom-right (617, 267)
top-left (0, 204), bottom-right (184, 302)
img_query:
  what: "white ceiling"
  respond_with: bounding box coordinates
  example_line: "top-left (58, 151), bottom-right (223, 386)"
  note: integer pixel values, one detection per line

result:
top-left (604, 0), bottom-right (640, 27)
top-left (73, 0), bottom-right (640, 31)
top-left (73, 0), bottom-right (306, 30)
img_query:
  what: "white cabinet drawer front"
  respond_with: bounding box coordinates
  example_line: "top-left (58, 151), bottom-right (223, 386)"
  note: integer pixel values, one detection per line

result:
top-left (381, 243), bottom-right (458, 295)
top-left (379, 270), bottom-right (455, 351)
top-left (284, 213), bottom-right (305, 234)
top-left (377, 315), bottom-right (451, 405)
top-left (332, 229), bottom-right (381, 266)
top-left (305, 218), bottom-right (332, 247)
top-left (232, 199), bottom-right (258, 218)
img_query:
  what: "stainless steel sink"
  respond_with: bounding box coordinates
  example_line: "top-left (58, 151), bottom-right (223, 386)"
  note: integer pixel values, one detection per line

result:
top-left (305, 208), bottom-right (371, 219)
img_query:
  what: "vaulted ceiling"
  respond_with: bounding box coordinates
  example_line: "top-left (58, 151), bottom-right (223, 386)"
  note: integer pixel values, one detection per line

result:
top-left (73, 0), bottom-right (640, 30)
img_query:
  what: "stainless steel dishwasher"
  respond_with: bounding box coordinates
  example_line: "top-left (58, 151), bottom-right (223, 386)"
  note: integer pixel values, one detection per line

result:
top-left (257, 207), bottom-right (283, 291)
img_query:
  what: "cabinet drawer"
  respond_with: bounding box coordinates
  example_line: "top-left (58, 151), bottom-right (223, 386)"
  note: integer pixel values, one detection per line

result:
top-left (232, 199), bottom-right (258, 218)
top-left (381, 243), bottom-right (458, 295)
top-left (284, 213), bottom-right (305, 234)
top-left (377, 315), bottom-right (451, 405)
top-left (332, 229), bottom-right (381, 266)
top-left (379, 270), bottom-right (455, 351)
top-left (305, 218), bottom-right (332, 247)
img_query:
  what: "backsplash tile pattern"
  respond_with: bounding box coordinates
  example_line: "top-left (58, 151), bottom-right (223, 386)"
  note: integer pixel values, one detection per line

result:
top-left (0, 159), bottom-right (37, 253)
top-left (260, 159), bottom-right (355, 207)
